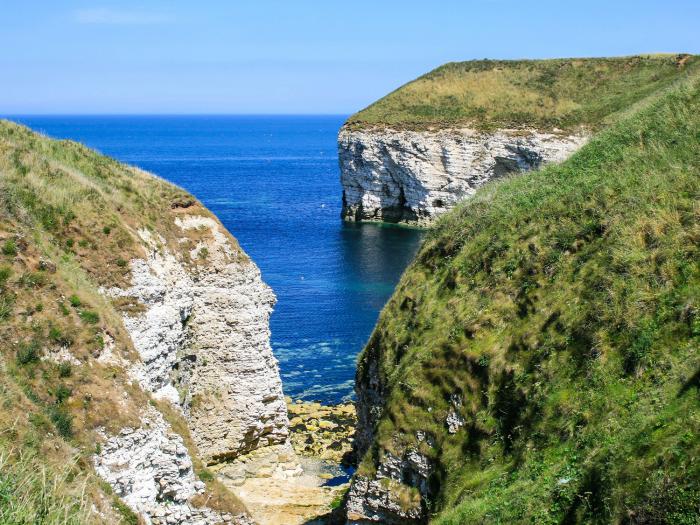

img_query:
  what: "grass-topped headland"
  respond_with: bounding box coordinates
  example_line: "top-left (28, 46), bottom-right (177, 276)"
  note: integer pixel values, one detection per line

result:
top-left (353, 60), bottom-right (700, 523)
top-left (346, 54), bottom-right (698, 132)
top-left (0, 120), bottom-right (247, 522)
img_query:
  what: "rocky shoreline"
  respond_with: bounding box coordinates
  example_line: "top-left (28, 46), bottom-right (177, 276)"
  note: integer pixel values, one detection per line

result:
top-left (287, 398), bottom-right (356, 465)
top-left (214, 399), bottom-right (357, 525)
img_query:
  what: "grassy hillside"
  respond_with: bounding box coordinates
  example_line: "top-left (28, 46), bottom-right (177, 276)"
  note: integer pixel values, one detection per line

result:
top-left (346, 54), bottom-right (698, 131)
top-left (0, 120), bottom-right (245, 523)
top-left (355, 64), bottom-right (700, 523)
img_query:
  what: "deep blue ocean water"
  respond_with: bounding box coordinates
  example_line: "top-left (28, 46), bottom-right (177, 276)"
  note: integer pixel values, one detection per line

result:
top-left (8, 115), bottom-right (424, 404)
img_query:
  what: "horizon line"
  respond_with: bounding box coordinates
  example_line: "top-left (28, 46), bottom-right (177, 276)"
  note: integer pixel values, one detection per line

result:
top-left (2, 113), bottom-right (351, 117)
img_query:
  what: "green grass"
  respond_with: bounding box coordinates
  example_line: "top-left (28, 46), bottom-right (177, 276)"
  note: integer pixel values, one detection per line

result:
top-left (0, 368), bottom-right (95, 525)
top-left (68, 295), bottom-right (82, 308)
top-left (0, 449), bottom-right (90, 525)
top-left (16, 340), bottom-right (41, 366)
top-left (2, 238), bottom-right (17, 256)
top-left (355, 63), bottom-right (700, 523)
top-left (346, 54), bottom-right (699, 131)
top-left (78, 310), bottom-right (100, 325)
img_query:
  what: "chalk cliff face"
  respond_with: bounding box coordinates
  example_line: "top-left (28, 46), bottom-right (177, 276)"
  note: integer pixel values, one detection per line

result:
top-left (339, 126), bottom-right (588, 224)
top-left (94, 406), bottom-right (253, 525)
top-left (105, 215), bottom-right (289, 464)
top-left (0, 120), bottom-right (285, 524)
top-left (97, 211), bottom-right (293, 522)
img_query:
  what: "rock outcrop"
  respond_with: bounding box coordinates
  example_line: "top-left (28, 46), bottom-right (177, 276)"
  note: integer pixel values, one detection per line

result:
top-left (97, 212), bottom-right (295, 522)
top-left (94, 406), bottom-right (252, 525)
top-left (103, 215), bottom-right (289, 465)
top-left (287, 399), bottom-right (356, 463)
top-left (339, 126), bottom-right (587, 224)
top-left (345, 447), bottom-right (431, 524)
top-left (344, 343), bottom-right (431, 524)
top-left (345, 475), bottom-right (424, 525)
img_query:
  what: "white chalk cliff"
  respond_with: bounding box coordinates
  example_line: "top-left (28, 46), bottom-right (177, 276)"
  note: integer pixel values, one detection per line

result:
top-left (94, 406), bottom-right (251, 525)
top-left (97, 213), bottom-right (294, 523)
top-left (339, 126), bottom-right (588, 224)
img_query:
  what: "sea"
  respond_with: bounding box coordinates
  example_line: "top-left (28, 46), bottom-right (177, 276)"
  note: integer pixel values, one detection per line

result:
top-left (8, 115), bottom-right (424, 404)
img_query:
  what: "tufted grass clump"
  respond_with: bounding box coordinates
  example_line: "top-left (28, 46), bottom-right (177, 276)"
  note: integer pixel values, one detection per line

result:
top-left (68, 295), bottom-right (81, 308)
top-left (0, 450), bottom-right (90, 525)
top-left (58, 362), bottom-right (72, 378)
top-left (48, 407), bottom-right (73, 439)
top-left (2, 238), bottom-right (17, 256)
top-left (78, 310), bottom-right (99, 325)
top-left (16, 340), bottom-right (41, 366)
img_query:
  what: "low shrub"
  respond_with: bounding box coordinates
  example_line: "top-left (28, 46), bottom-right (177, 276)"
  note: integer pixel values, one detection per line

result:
top-left (53, 384), bottom-right (72, 404)
top-left (198, 469), bottom-right (215, 482)
top-left (48, 407), bottom-right (73, 438)
top-left (48, 325), bottom-right (73, 347)
top-left (58, 361), bottom-right (72, 378)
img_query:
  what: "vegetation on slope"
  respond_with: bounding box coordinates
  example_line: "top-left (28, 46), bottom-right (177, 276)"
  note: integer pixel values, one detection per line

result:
top-left (346, 54), bottom-right (698, 131)
top-left (355, 65), bottom-right (700, 523)
top-left (0, 366), bottom-right (98, 525)
top-left (0, 120), bottom-right (246, 522)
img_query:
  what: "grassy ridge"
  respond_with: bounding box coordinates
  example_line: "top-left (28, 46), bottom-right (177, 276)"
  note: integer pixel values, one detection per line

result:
top-left (346, 54), bottom-right (698, 131)
top-left (356, 65), bottom-right (700, 522)
top-left (0, 120), bottom-right (246, 522)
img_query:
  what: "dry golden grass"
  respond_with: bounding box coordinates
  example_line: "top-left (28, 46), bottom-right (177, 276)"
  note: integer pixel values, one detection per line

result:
top-left (348, 54), bottom-right (699, 131)
top-left (0, 360), bottom-right (124, 524)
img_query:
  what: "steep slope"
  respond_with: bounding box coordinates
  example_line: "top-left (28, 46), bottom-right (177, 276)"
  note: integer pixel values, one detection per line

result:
top-left (344, 65), bottom-right (700, 523)
top-left (339, 54), bottom-right (698, 224)
top-left (0, 120), bottom-right (293, 524)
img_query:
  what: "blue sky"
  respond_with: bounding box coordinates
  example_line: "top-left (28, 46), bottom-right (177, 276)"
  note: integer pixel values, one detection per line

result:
top-left (2, 0), bottom-right (698, 114)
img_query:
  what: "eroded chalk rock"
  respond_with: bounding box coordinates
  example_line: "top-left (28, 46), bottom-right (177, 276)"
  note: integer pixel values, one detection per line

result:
top-left (94, 406), bottom-right (250, 525)
top-left (102, 217), bottom-right (289, 464)
top-left (339, 126), bottom-right (588, 224)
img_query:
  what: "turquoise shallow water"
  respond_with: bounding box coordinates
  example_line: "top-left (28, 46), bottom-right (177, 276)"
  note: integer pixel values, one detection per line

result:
top-left (9, 115), bottom-right (424, 404)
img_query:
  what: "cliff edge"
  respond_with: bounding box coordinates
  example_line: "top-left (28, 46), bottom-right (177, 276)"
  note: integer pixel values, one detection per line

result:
top-left (339, 55), bottom-right (696, 224)
top-left (0, 120), bottom-right (292, 524)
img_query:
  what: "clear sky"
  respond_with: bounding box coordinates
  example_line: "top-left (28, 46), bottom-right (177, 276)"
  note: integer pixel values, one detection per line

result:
top-left (2, 0), bottom-right (699, 114)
